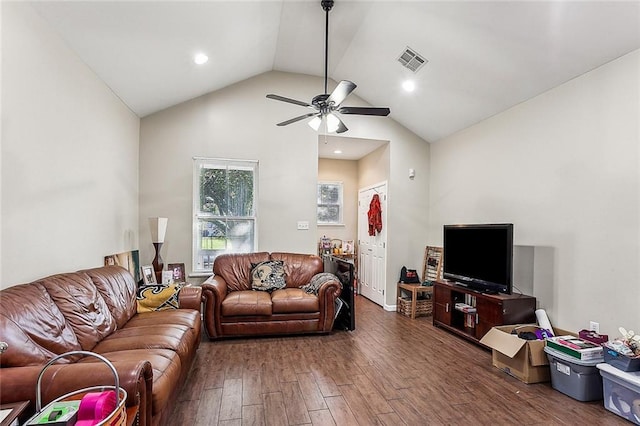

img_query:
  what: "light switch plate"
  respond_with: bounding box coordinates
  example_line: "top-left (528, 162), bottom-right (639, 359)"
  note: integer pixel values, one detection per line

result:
top-left (297, 221), bottom-right (309, 230)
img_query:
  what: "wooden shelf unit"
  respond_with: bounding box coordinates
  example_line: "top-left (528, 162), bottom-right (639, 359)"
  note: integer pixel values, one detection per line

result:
top-left (432, 280), bottom-right (536, 346)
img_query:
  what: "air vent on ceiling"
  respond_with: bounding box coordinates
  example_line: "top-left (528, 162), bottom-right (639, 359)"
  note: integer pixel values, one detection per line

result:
top-left (397, 47), bottom-right (427, 73)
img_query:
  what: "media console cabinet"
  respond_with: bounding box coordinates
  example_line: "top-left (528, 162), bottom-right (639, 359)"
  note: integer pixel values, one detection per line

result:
top-left (433, 280), bottom-right (536, 346)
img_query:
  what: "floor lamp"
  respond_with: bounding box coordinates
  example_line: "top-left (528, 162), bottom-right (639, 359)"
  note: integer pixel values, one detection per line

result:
top-left (149, 217), bottom-right (168, 284)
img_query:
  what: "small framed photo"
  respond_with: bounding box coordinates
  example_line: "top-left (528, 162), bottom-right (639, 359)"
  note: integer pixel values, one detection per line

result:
top-left (162, 270), bottom-right (174, 285)
top-left (168, 263), bottom-right (186, 283)
top-left (141, 265), bottom-right (156, 285)
top-left (343, 240), bottom-right (354, 254)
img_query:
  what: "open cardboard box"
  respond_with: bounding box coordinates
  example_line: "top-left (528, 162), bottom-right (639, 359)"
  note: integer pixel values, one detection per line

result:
top-left (479, 324), bottom-right (574, 384)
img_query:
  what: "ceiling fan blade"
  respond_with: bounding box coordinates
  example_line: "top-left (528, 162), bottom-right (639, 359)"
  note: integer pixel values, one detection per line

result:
top-left (277, 112), bottom-right (319, 127)
top-left (334, 115), bottom-right (348, 134)
top-left (338, 106), bottom-right (391, 116)
top-left (267, 94), bottom-right (313, 108)
top-left (327, 80), bottom-right (357, 107)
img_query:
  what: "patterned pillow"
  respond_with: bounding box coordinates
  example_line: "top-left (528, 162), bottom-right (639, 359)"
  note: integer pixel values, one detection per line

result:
top-left (136, 282), bottom-right (183, 313)
top-left (301, 272), bottom-right (338, 295)
top-left (251, 260), bottom-right (286, 292)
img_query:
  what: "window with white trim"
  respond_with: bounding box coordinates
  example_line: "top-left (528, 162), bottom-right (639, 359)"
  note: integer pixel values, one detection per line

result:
top-left (317, 181), bottom-right (343, 225)
top-left (193, 158), bottom-right (258, 274)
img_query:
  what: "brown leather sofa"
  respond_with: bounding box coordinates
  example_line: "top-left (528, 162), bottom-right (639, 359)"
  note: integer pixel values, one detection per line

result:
top-left (0, 265), bottom-right (202, 426)
top-left (202, 252), bottom-right (342, 339)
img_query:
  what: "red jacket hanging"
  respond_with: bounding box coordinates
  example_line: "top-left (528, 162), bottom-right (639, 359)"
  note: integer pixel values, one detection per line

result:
top-left (368, 194), bottom-right (382, 236)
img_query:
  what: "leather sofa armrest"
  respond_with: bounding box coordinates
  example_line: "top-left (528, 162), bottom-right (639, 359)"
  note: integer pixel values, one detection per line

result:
top-left (316, 276), bottom-right (342, 331)
top-left (178, 285), bottom-right (203, 311)
top-left (201, 276), bottom-right (228, 339)
top-left (0, 360), bottom-right (153, 426)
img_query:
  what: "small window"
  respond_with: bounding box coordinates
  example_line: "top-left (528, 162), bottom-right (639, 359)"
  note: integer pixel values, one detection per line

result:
top-left (193, 158), bottom-right (258, 274)
top-left (317, 182), bottom-right (343, 225)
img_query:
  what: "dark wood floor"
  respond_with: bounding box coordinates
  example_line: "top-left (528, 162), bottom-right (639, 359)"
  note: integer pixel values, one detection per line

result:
top-left (168, 296), bottom-right (625, 425)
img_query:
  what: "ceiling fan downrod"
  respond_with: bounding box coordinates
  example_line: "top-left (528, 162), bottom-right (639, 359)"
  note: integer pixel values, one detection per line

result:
top-left (321, 0), bottom-right (334, 95)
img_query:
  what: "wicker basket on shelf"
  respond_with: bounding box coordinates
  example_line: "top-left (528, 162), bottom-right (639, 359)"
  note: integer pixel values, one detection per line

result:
top-left (398, 297), bottom-right (432, 317)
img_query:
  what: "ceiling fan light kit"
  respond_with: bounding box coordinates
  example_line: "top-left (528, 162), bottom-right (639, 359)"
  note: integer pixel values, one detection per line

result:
top-left (267, 0), bottom-right (390, 134)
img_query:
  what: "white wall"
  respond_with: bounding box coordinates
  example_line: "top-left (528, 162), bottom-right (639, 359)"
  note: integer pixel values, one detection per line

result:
top-left (1, 3), bottom-right (140, 287)
top-left (358, 144), bottom-right (390, 190)
top-left (350, 112), bottom-right (430, 308)
top-left (139, 72), bottom-right (322, 276)
top-left (139, 71), bottom-right (431, 295)
top-left (429, 50), bottom-right (640, 335)
top-left (317, 158), bottom-right (358, 245)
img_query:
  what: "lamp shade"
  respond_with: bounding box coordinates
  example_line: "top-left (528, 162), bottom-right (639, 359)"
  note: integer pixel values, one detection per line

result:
top-left (308, 114), bottom-right (340, 133)
top-left (149, 217), bottom-right (168, 243)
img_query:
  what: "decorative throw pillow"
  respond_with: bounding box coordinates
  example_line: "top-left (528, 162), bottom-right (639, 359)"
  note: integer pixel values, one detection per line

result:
top-left (301, 272), bottom-right (338, 295)
top-left (136, 282), bottom-right (183, 313)
top-left (251, 260), bottom-right (286, 292)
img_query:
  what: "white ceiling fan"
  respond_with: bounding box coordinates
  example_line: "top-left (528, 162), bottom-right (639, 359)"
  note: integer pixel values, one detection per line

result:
top-left (266, 0), bottom-right (390, 134)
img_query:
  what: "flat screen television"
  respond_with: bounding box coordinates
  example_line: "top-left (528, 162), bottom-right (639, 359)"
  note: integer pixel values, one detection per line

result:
top-left (443, 223), bottom-right (513, 294)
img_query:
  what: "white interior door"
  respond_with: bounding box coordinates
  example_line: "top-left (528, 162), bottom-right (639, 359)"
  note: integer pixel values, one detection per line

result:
top-left (358, 183), bottom-right (387, 306)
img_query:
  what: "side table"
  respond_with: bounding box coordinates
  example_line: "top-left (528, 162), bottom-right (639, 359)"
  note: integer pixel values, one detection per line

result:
top-left (397, 283), bottom-right (433, 319)
top-left (0, 401), bottom-right (29, 426)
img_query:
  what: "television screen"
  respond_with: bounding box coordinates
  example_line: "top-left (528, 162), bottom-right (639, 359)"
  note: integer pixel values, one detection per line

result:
top-left (443, 223), bottom-right (513, 294)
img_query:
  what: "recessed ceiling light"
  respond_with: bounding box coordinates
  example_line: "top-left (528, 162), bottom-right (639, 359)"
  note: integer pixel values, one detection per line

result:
top-left (194, 53), bottom-right (208, 65)
top-left (333, 150), bottom-right (342, 154)
top-left (402, 80), bottom-right (415, 92)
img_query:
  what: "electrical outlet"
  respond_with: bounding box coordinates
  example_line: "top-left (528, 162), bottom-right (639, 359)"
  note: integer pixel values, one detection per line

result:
top-left (589, 321), bottom-right (600, 333)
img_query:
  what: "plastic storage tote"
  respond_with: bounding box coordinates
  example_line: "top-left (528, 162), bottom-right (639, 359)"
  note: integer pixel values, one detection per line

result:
top-left (597, 362), bottom-right (640, 424)
top-left (544, 346), bottom-right (603, 402)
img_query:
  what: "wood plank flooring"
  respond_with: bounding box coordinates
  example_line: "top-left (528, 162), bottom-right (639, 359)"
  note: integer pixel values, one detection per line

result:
top-left (168, 296), bottom-right (626, 425)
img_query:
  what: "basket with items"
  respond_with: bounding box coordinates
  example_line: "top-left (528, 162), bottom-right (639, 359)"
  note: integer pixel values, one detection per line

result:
top-left (398, 296), bottom-right (432, 317)
top-left (603, 327), bottom-right (640, 372)
top-left (24, 351), bottom-right (127, 426)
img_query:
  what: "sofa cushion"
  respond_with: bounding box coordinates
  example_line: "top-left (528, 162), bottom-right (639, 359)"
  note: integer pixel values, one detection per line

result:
top-left (92, 324), bottom-right (195, 369)
top-left (221, 290), bottom-right (272, 316)
top-left (103, 309), bottom-right (201, 379)
top-left (213, 252), bottom-right (270, 292)
top-left (250, 260), bottom-right (286, 292)
top-left (270, 253), bottom-right (323, 287)
top-left (271, 288), bottom-right (319, 314)
top-left (0, 283), bottom-right (81, 367)
top-left (39, 272), bottom-right (116, 351)
top-left (121, 310), bottom-right (202, 362)
top-left (82, 266), bottom-right (137, 329)
top-left (125, 309), bottom-right (201, 330)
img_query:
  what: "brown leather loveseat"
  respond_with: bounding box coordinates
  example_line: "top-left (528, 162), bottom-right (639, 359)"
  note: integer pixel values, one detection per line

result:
top-left (202, 252), bottom-right (342, 339)
top-left (0, 265), bottom-right (202, 426)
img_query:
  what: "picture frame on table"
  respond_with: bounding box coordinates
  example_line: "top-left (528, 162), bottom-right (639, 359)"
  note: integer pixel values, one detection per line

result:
top-left (168, 263), bottom-right (186, 283)
top-left (141, 265), bottom-right (156, 285)
top-left (162, 270), bottom-right (174, 285)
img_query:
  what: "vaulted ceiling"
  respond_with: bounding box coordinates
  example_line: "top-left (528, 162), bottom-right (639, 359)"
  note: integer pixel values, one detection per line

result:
top-left (30, 1), bottom-right (640, 144)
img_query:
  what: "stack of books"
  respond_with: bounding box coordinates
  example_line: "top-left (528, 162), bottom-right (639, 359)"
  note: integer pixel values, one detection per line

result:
top-left (546, 336), bottom-right (604, 361)
top-left (464, 313), bottom-right (476, 328)
top-left (454, 302), bottom-right (476, 313)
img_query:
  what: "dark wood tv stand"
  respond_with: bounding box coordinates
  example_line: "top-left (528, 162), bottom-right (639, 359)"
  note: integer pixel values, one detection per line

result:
top-left (433, 280), bottom-right (536, 347)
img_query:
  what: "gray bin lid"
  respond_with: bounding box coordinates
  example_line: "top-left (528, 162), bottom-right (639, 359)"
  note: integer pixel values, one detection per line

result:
top-left (544, 345), bottom-right (603, 366)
